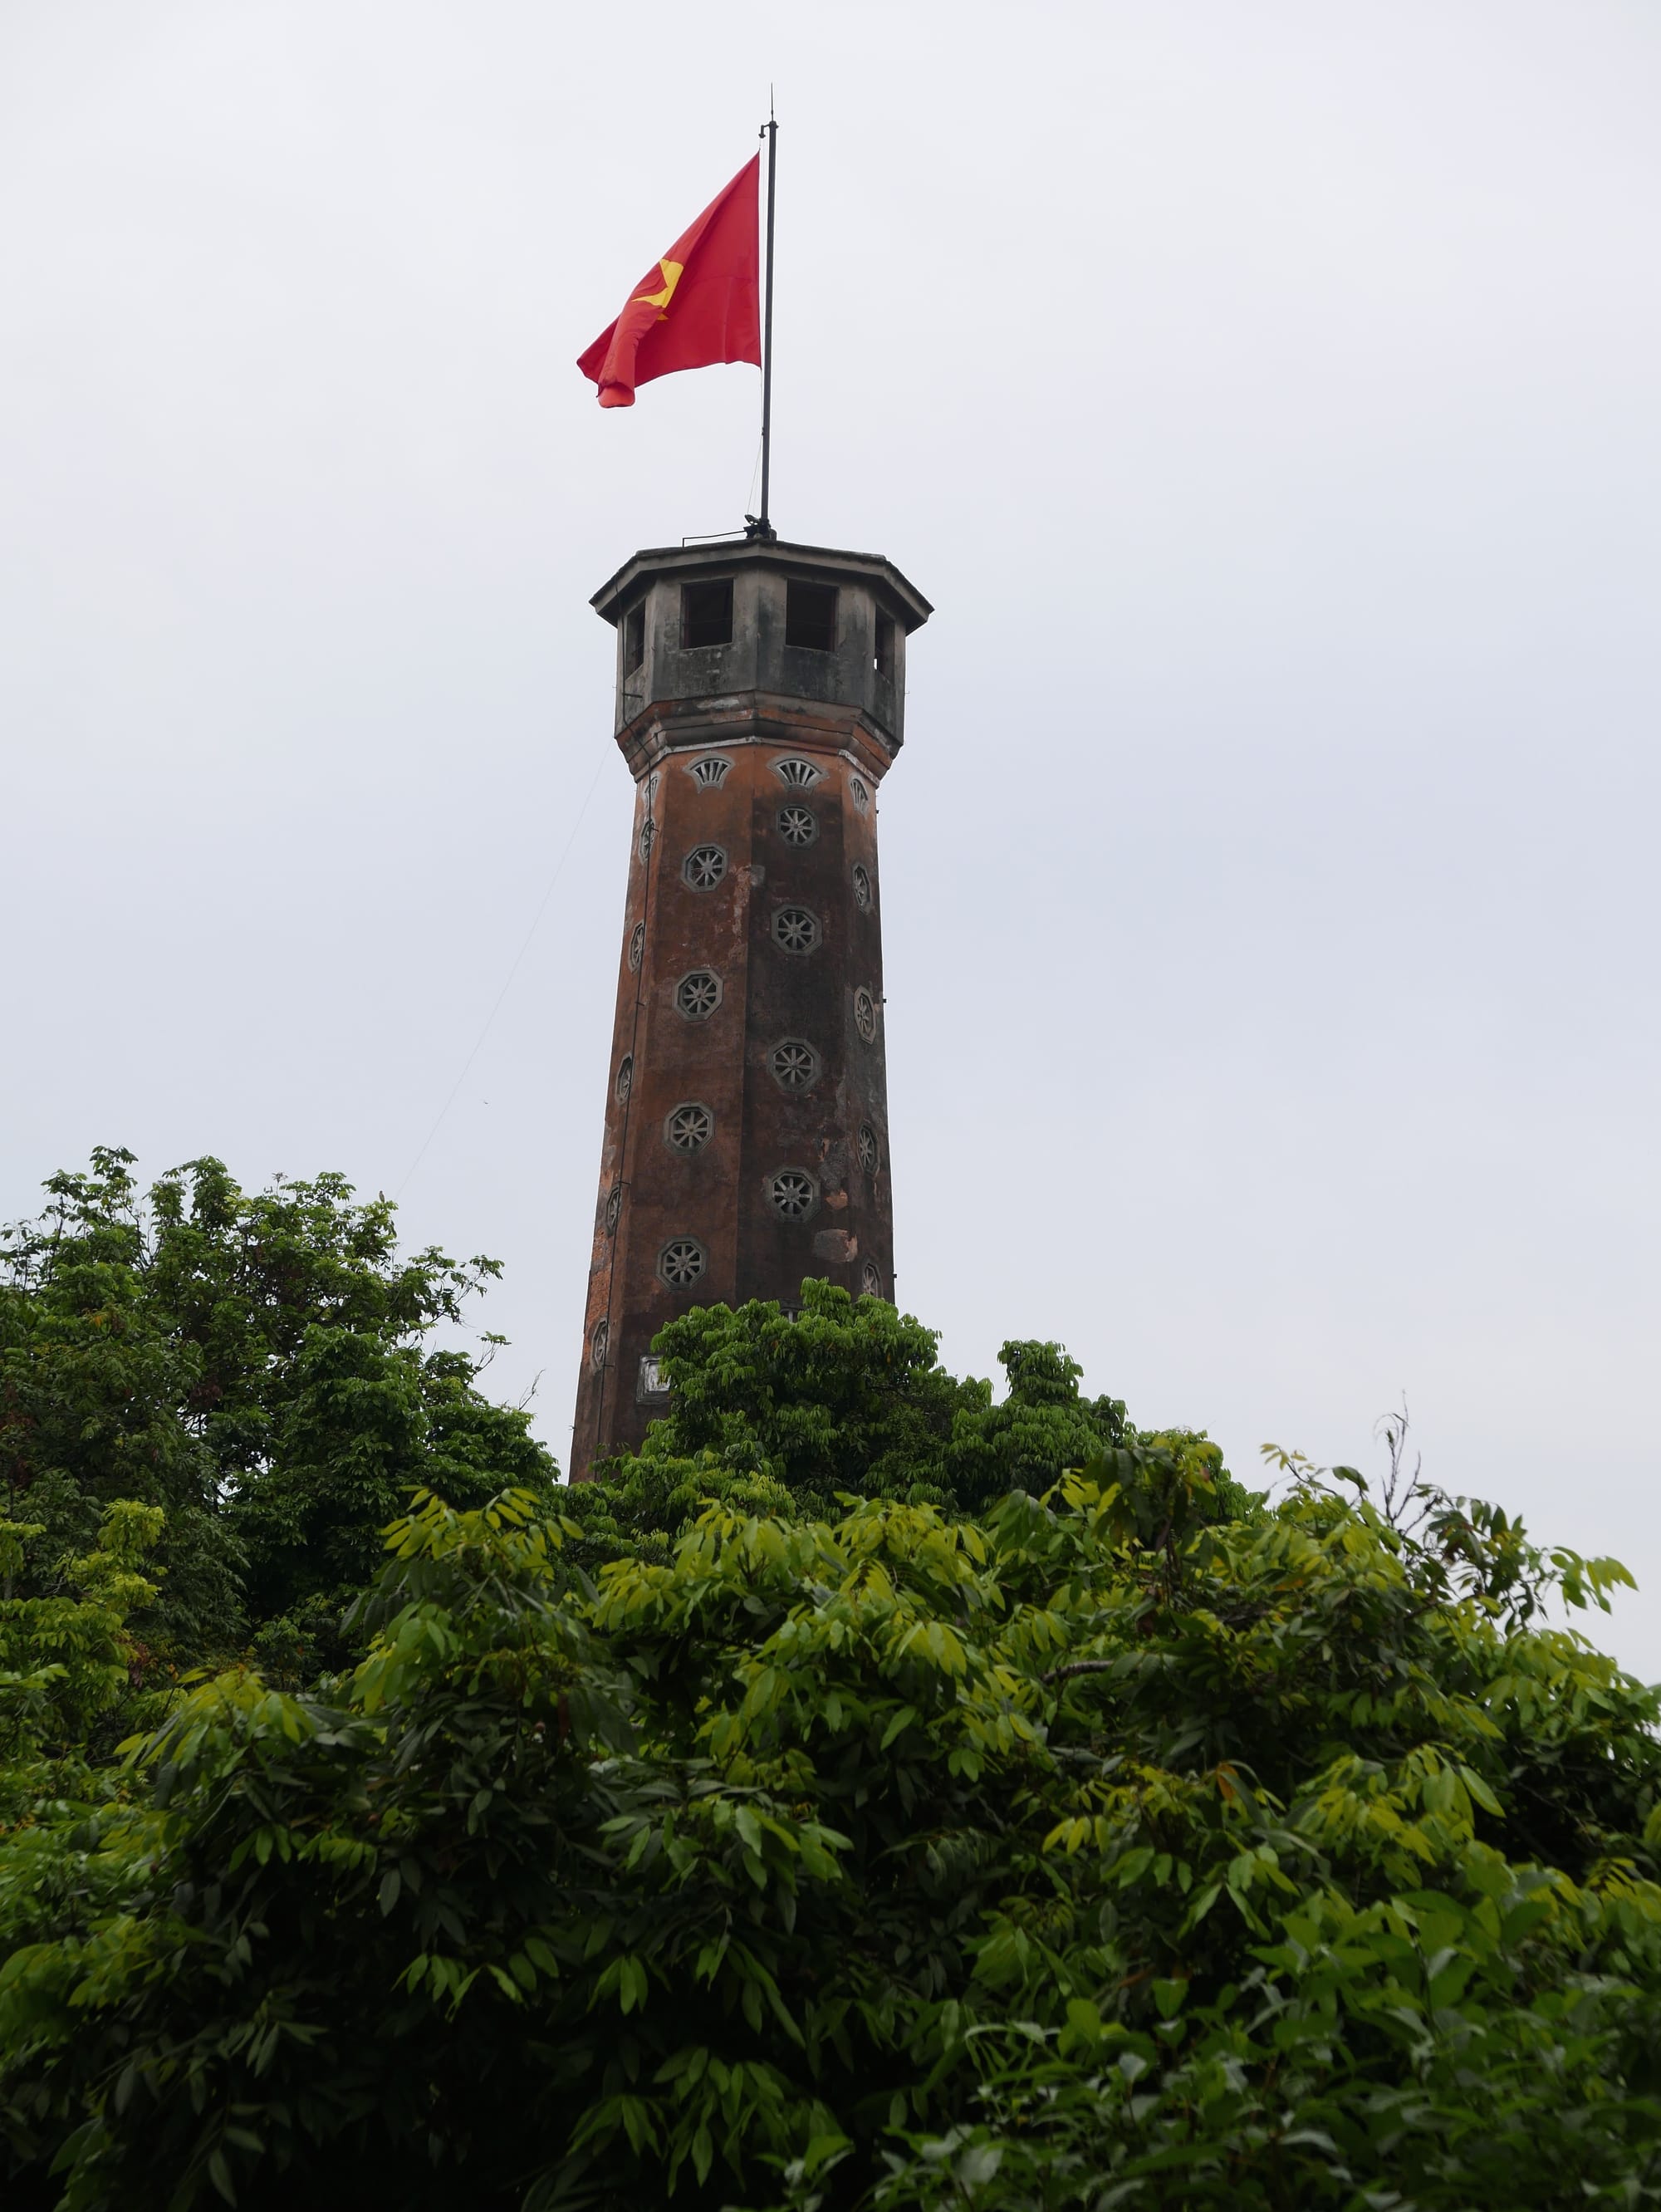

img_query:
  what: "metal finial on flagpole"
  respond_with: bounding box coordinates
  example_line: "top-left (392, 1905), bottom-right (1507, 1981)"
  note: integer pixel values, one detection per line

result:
top-left (749, 101), bottom-right (778, 542)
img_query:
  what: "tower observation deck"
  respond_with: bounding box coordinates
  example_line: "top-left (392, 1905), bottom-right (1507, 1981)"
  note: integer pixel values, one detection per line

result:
top-left (571, 534), bottom-right (932, 1474)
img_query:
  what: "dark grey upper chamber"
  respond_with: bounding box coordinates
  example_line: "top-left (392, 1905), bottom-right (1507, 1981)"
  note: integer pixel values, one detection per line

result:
top-left (590, 537), bottom-right (933, 753)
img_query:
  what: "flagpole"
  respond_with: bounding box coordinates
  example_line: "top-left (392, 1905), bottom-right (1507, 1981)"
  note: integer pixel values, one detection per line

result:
top-left (757, 106), bottom-right (777, 540)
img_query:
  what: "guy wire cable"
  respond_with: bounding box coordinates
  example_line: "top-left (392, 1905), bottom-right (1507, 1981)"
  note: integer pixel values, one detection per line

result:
top-left (593, 753), bottom-right (661, 1442)
top-left (395, 751), bottom-right (608, 1200)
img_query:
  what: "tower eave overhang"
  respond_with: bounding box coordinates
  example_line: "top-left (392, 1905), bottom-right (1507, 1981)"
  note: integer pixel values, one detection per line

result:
top-left (591, 537), bottom-right (933, 635)
top-left (613, 692), bottom-right (901, 781)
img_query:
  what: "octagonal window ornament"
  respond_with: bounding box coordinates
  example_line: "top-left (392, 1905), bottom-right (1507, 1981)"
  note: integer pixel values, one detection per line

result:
top-left (683, 844), bottom-right (728, 891)
top-left (850, 775), bottom-right (870, 812)
top-left (604, 1182), bottom-right (623, 1234)
top-left (769, 1038), bottom-right (821, 1091)
top-left (664, 1101), bottom-right (713, 1151)
top-left (615, 1054), bottom-right (634, 1104)
top-left (777, 803), bottom-right (817, 848)
top-left (768, 1167), bottom-right (819, 1221)
top-left (674, 969), bottom-right (722, 1021)
top-left (638, 817), bottom-right (656, 861)
top-left (772, 905), bottom-right (820, 955)
top-left (689, 754), bottom-right (732, 789)
top-left (851, 862), bottom-right (872, 910)
top-left (858, 1123), bottom-right (880, 1177)
top-left (589, 1317), bottom-right (610, 1371)
top-left (628, 920), bottom-right (645, 972)
top-left (860, 1262), bottom-right (883, 1299)
top-left (773, 756), bottom-right (823, 789)
top-left (659, 1236), bottom-right (707, 1289)
top-left (854, 988), bottom-right (879, 1043)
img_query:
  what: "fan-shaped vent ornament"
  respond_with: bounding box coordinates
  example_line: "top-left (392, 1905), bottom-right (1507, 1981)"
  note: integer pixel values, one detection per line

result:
top-left (773, 757), bottom-right (822, 788)
top-left (690, 755), bottom-right (731, 788)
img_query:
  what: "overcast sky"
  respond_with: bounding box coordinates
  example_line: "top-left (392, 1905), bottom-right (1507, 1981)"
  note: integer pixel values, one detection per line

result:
top-left (4, 2), bottom-right (1659, 1668)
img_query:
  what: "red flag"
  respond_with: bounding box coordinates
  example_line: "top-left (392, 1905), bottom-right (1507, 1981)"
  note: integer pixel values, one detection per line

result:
top-left (577, 158), bottom-right (761, 410)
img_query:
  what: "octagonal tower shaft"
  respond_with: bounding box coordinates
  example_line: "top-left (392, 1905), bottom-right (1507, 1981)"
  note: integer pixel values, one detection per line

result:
top-left (571, 537), bottom-right (931, 1476)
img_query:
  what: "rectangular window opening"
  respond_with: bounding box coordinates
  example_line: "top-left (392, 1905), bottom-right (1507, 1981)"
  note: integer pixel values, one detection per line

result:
top-left (624, 601), bottom-right (645, 674)
top-left (682, 579), bottom-right (733, 649)
top-left (637, 1354), bottom-right (670, 1401)
top-left (873, 611), bottom-right (896, 681)
top-left (785, 580), bottom-right (837, 653)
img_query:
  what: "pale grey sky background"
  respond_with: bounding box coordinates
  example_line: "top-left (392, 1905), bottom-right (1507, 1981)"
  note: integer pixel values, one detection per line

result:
top-left (4, 3), bottom-right (1659, 1665)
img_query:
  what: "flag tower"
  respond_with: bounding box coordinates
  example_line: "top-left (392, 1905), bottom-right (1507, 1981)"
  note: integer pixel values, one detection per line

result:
top-left (570, 539), bottom-right (931, 1472)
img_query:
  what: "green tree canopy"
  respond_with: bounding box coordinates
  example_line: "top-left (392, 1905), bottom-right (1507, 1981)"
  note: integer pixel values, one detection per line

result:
top-left (5, 1158), bottom-right (1658, 2209)
top-left (0, 1498), bottom-right (165, 1820)
top-left (3, 1434), bottom-right (1655, 2210)
top-left (0, 1150), bottom-right (556, 1667)
top-left (571, 1280), bottom-right (1144, 1562)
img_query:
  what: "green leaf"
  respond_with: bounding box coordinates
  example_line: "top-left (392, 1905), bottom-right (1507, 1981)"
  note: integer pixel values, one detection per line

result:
top-left (880, 1704), bottom-right (919, 1750)
top-left (1459, 1763), bottom-right (1503, 1816)
top-left (1186, 1882), bottom-right (1222, 1928)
